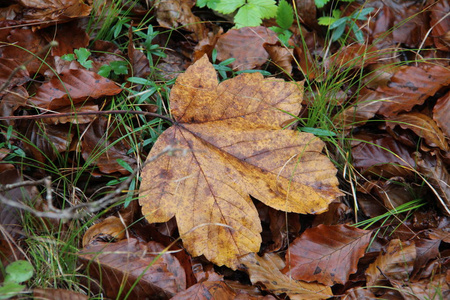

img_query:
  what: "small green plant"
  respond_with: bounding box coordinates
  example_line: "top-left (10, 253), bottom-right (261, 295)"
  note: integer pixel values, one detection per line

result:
top-left (130, 24), bottom-right (167, 67)
top-left (318, 7), bottom-right (374, 43)
top-left (197, 0), bottom-right (278, 28)
top-left (61, 48), bottom-right (129, 78)
top-left (0, 260), bottom-right (34, 299)
top-left (268, 0), bottom-right (294, 46)
top-left (61, 48), bottom-right (93, 69)
top-left (0, 126), bottom-right (26, 161)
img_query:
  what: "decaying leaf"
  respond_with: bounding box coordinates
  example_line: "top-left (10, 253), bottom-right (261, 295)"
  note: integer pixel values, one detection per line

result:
top-left (433, 90), bottom-right (450, 139)
top-left (78, 238), bottom-right (186, 299)
top-left (32, 288), bottom-right (88, 300)
top-left (415, 153), bottom-right (450, 216)
top-left (139, 55), bottom-right (342, 267)
top-left (282, 224), bottom-right (371, 286)
top-left (240, 252), bottom-right (333, 299)
top-left (365, 239), bottom-right (416, 291)
top-left (29, 68), bottom-right (122, 110)
top-left (385, 112), bottom-right (449, 151)
top-left (82, 216), bottom-right (126, 247)
top-left (375, 65), bottom-right (450, 116)
top-left (215, 27), bottom-right (278, 71)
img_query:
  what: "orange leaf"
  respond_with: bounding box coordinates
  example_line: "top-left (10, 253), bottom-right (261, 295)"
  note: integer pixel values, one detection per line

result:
top-left (139, 55), bottom-right (342, 267)
top-left (282, 224), bottom-right (371, 286)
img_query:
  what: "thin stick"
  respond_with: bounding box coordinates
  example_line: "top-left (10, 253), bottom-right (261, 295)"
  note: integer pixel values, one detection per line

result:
top-left (0, 110), bottom-right (174, 124)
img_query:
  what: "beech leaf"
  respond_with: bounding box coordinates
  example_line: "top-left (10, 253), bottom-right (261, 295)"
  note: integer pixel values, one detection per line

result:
top-left (282, 224), bottom-right (372, 285)
top-left (139, 55), bottom-right (342, 267)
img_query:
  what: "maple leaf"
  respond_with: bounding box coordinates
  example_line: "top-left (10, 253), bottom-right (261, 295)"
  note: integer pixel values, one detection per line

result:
top-left (139, 55), bottom-right (342, 267)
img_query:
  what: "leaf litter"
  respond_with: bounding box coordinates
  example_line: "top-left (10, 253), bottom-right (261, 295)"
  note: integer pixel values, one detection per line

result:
top-left (0, 0), bottom-right (449, 299)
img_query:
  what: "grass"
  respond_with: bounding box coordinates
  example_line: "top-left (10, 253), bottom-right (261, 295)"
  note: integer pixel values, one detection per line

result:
top-left (0, 0), bottom-right (448, 298)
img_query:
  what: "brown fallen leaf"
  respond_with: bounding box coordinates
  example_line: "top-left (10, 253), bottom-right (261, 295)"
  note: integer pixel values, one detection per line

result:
top-left (433, 90), bottom-right (450, 139)
top-left (171, 280), bottom-right (237, 300)
top-left (365, 239), bottom-right (416, 293)
top-left (385, 112), bottom-right (449, 152)
top-left (263, 41), bottom-right (294, 75)
top-left (78, 238), bottom-right (186, 299)
top-left (282, 224), bottom-right (372, 286)
top-left (82, 216), bottom-right (126, 247)
top-left (375, 64), bottom-right (450, 116)
top-left (139, 55), bottom-right (342, 267)
top-left (18, 0), bottom-right (91, 21)
top-left (414, 152), bottom-right (450, 216)
top-left (32, 288), bottom-right (88, 300)
top-left (215, 27), bottom-right (278, 71)
top-left (351, 133), bottom-right (416, 178)
top-left (240, 252), bottom-right (332, 299)
top-left (29, 68), bottom-right (122, 110)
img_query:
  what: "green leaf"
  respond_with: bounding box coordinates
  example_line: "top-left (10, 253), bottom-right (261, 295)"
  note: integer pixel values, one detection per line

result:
top-left (116, 159), bottom-right (133, 173)
top-left (98, 65), bottom-right (112, 77)
top-left (127, 77), bottom-right (153, 85)
top-left (4, 261), bottom-right (34, 284)
top-left (219, 57), bottom-right (236, 66)
top-left (0, 282), bottom-right (25, 299)
top-left (317, 16), bottom-right (338, 26)
top-left (329, 17), bottom-right (348, 29)
top-left (332, 9), bottom-right (342, 19)
top-left (196, 0), bottom-right (209, 8)
top-left (351, 21), bottom-right (364, 43)
top-left (234, 3), bottom-right (262, 28)
top-left (354, 7), bottom-right (374, 20)
top-left (249, 0), bottom-right (277, 19)
top-left (61, 53), bottom-right (75, 61)
top-left (74, 48), bottom-right (93, 69)
top-left (215, 0), bottom-right (245, 14)
top-left (278, 29), bottom-right (293, 45)
top-left (74, 48), bottom-right (91, 62)
top-left (268, 26), bottom-right (285, 34)
top-left (207, 0), bottom-right (220, 9)
top-left (315, 0), bottom-right (329, 8)
top-left (276, 0), bottom-right (294, 30)
top-left (331, 23), bottom-right (346, 41)
top-left (109, 61), bottom-right (128, 75)
top-left (299, 127), bottom-right (337, 137)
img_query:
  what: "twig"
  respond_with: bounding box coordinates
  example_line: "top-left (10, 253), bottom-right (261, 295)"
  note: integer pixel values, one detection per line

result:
top-left (0, 146), bottom-right (185, 219)
top-left (0, 110), bottom-right (174, 124)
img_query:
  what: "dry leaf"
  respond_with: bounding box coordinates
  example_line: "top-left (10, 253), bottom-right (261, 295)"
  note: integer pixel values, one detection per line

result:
top-left (386, 112), bottom-right (449, 151)
top-left (366, 239), bottom-right (416, 288)
top-left (78, 238), bottom-right (186, 299)
top-left (375, 65), bottom-right (450, 116)
top-left (29, 68), bottom-right (122, 110)
top-left (433, 90), bottom-right (450, 139)
top-left (139, 55), bottom-right (341, 267)
top-left (240, 253), bottom-right (332, 299)
top-left (283, 224), bottom-right (371, 286)
top-left (82, 216), bottom-right (126, 247)
top-left (32, 288), bottom-right (88, 300)
top-left (215, 27), bottom-right (278, 71)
